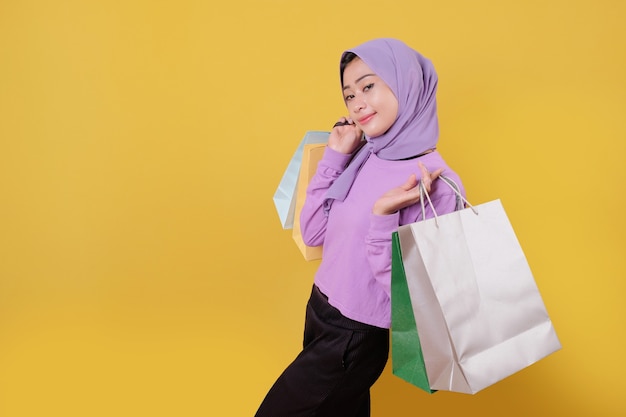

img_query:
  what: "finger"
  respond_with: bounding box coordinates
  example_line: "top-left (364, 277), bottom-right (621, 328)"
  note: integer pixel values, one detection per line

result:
top-left (418, 162), bottom-right (432, 190)
top-left (380, 188), bottom-right (421, 214)
top-left (395, 174), bottom-right (417, 191)
top-left (401, 174), bottom-right (418, 190)
top-left (396, 187), bottom-right (422, 208)
top-left (333, 117), bottom-right (352, 128)
top-left (430, 168), bottom-right (444, 180)
top-left (417, 161), bottom-right (429, 178)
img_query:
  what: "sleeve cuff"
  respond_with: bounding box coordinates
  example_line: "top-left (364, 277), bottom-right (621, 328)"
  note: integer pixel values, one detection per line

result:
top-left (321, 146), bottom-right (353, 172)
top-left (368, 211), bottom-right (400, 240)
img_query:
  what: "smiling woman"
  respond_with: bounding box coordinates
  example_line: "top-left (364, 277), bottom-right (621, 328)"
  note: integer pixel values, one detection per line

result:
top-left (255, 38), bottom-right (466, 417)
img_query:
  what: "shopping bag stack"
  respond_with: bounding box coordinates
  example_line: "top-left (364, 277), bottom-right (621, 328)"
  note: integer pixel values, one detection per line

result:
top-left (273, 131), bottom-right (328, 260)
top-left (391, 176), bottom-right (561, 394)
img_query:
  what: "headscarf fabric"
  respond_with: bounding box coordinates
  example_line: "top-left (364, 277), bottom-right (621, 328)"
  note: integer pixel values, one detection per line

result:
top-left (325, 38), bottom-right (440, 204)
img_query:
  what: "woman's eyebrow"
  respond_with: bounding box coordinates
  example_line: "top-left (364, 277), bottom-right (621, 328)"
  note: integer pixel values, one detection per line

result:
top-left (342, 73), bottom-right (376, 91)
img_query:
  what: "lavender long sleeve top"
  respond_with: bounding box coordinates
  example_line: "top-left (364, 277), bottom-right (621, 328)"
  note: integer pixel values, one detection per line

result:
top-left (300, 146), bottom-right (465, 329)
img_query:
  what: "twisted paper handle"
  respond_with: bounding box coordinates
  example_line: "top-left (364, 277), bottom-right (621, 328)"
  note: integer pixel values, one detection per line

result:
top-left (419, 175), bottom-right (477, 227)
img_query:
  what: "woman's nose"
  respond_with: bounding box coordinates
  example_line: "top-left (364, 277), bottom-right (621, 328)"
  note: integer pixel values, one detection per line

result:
top-left (352, 98), bottom-right (366, 112)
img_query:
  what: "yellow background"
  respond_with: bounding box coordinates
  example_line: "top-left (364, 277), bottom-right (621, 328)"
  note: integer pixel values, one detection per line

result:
top-left (0, 0), bottom-right (624, 415)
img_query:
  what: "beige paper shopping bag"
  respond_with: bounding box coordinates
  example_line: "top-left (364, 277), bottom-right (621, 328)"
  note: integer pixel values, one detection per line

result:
top-left (397, 178), bottom-right (561, 394)
top-left (292, 143), bottom-right (326, 261)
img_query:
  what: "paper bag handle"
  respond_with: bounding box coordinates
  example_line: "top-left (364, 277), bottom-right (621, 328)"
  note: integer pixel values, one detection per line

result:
top-left (419, 175), bottom-right (477, 227)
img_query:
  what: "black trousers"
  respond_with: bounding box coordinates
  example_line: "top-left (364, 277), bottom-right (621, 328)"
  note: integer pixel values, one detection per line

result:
top-left (255, 285), bottom-right (390, 417)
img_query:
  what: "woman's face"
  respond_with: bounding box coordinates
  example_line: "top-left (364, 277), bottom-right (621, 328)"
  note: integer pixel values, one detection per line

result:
top-left (342, 57), bottom-right (398, 138)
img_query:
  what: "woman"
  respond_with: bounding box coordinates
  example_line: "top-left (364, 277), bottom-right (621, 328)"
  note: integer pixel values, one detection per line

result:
top-left (256, 38), bottom-right (465, 417)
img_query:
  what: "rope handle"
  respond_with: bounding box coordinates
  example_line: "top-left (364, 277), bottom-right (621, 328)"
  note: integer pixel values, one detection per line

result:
top-left (419, 175), bottom-right (478, 227)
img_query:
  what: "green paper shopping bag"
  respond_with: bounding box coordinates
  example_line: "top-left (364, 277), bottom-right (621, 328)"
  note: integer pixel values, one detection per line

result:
top-left (391, 231), bottom-right (435, 394)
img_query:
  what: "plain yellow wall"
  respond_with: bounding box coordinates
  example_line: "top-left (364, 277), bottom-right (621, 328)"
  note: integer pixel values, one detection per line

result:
top-left (0, 0), bottom-right (624, 415)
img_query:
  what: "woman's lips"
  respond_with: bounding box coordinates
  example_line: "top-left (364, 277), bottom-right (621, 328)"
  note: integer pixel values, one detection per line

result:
top-left (358, 113), bottom-right (375, 124)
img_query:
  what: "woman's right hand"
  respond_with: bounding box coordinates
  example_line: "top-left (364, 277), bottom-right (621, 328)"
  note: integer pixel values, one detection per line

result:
top-left (327, 117), bottom-right (363, 155)
top-left (372, 162), bottom-right (443, 216)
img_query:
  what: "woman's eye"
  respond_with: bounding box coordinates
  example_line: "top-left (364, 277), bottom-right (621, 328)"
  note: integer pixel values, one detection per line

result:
top-left (363, 83), bottom-right (374, 92)
top-left (344, 94), bottom-right (355, 101)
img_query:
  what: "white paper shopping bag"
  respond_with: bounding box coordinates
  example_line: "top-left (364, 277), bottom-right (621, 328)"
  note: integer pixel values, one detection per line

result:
top-left (273, 131), bottom-right (329, 229)
top-left (397, 178), bottom-right (561, 394)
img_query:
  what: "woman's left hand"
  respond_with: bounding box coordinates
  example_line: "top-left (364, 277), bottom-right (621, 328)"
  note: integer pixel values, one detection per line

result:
top-left (372, 162), bottom-right (443, 216)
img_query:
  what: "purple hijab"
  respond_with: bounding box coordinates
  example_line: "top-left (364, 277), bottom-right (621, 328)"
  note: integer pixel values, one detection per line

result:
top-left (325, 38), bottom-right (439, 204)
